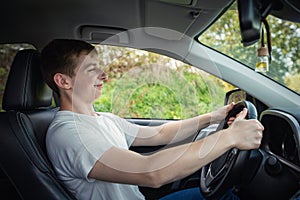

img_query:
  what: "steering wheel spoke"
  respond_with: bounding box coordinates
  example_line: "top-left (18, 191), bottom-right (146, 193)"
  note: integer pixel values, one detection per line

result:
top-left (206, 148), bottom-right (238, 187)
top-left (205, 164), bottom-right (227, 188)
top-left (200, 100), bottom-right (258, 199)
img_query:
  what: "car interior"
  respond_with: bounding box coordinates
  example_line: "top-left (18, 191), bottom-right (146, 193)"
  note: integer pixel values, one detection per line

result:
top-left (0, 0), bottom-right (300, 199)
top-left (0, 49), bottom-right (76, 199)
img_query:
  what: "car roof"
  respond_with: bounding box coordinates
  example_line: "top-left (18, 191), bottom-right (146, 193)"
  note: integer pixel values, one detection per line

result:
top-left (2, 0), bottom-right (300, 49)
top-left (1, 0), bottom-right (234, 48)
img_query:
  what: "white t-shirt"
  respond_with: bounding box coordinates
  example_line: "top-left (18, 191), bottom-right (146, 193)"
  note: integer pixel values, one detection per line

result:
top-left (46, 111), bottom-right (145, 200)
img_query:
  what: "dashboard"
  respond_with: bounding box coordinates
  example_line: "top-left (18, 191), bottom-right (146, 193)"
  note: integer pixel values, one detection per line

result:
top-left (260, 109), bottom-right (300, 172)
top-left (236, 108), bottom-right (300, 199)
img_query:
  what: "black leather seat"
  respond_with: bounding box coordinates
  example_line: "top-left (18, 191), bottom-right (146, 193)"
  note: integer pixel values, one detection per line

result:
top-left (0, 49), bottom-right (76, 199)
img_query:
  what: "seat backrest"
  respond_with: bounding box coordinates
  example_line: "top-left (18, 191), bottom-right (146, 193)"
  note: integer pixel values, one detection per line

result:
top-left (0, 49), bottom-right (76, 200)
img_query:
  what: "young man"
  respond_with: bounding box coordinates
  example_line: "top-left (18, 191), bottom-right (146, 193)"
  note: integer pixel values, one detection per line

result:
top-left (41, 39), bottom-right (264, 200)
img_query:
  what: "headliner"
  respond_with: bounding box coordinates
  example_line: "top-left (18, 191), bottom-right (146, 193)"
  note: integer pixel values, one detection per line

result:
top-left (0, 0), bottom-right (233, 48)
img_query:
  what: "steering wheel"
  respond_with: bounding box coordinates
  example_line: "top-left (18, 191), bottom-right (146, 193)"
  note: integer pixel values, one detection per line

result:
top-left (200, 100), bottom-right (258, 199)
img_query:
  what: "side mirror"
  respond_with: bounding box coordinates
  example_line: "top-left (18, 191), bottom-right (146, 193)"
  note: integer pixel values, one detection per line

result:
top-left (224, 88), bottom-right (246, 105)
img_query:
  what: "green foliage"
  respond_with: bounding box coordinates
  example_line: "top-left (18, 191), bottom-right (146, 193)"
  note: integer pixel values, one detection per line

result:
top-left (125, 84), bottom-right (182, 119)
top-left (199, 2), bottom-right (300, 92)
top-left (94, 46), bottom-right (230, 119)
top-left (284, 73), bottom-right (300, 94)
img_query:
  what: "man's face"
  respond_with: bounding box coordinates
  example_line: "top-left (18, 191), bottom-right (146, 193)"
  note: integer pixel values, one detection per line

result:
top-left (71, 50), bottom-right (107, 103)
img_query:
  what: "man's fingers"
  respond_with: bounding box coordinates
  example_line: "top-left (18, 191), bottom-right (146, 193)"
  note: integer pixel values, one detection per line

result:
top-left (227, 102), bottom-right (235, 113)
top-left (257, 121), bottom-right (264, 130)
top-left (235, 108), bottom-right (248, 120)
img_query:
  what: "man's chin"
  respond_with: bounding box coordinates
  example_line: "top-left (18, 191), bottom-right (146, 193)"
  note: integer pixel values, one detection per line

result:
top-left (94, 92), bottom-right (102, 100)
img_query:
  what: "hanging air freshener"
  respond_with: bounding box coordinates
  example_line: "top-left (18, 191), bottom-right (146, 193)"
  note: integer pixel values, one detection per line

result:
top-left (255, 46), bottom-right (269, 72)
top-left (255, 19), bottom-right (272, 73)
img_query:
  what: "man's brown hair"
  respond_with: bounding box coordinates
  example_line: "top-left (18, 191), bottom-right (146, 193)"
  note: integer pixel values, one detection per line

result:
top-left (40, 39), bottom-right (95, 93)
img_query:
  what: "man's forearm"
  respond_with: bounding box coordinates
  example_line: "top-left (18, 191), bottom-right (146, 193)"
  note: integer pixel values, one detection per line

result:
top-left (95, 129), bottom-right (233, 188)
top-left (158, 113), bottom-right (213, 144)
top-left (145, 129), bottom-right (233, 187)
top-left (132, 112), bottom-right (213, 146)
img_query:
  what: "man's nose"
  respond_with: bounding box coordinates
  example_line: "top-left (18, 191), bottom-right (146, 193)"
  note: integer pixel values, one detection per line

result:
top-left (99, 71), bottom-right (108, 80)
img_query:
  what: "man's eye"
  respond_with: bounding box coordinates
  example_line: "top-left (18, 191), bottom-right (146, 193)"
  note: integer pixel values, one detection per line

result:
top-left (88, 68), bottom-right (96, 72)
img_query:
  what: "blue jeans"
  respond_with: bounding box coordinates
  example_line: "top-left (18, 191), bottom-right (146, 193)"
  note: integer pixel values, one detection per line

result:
top-left (160, 187), bottom-right (239, 200)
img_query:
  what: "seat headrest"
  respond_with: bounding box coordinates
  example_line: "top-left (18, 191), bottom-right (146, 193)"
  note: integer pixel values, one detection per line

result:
top-left (2, 49), bottom-right (52, 111)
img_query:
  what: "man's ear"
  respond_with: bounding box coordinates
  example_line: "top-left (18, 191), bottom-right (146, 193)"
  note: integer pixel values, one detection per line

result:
top-left (53, 73), bottom-right (72, 90)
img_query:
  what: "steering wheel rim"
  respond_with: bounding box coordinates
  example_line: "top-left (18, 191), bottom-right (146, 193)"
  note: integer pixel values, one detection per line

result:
top-left (200, 100), bottom-right (258, 199)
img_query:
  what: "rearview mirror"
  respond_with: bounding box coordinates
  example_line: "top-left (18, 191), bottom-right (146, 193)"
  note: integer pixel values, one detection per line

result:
top-left (237, 0), bottom-right (273, 46)
top-left (238, 0), bottom-right (262, 46)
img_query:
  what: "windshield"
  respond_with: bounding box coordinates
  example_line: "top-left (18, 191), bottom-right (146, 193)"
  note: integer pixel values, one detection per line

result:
top-left (198, 2), bottom-right (300, 95)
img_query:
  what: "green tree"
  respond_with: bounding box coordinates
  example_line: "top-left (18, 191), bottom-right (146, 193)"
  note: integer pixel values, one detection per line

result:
top-left (284, 73), bottom-right (300, 93)
top-left (94, 45), bottom-right (231, 119)
top-left (199, 2), bottom-right (300, 89)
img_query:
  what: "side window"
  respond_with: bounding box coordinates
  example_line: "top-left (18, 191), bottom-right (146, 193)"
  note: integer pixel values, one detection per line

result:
top-left (94, 45), bottom-right (235, 119)
top-left (0, 44), bottom-right (35, 111)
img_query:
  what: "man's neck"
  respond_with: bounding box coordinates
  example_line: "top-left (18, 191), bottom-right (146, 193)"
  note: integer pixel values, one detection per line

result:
top-left (59, 94), bottom-right (97, 116)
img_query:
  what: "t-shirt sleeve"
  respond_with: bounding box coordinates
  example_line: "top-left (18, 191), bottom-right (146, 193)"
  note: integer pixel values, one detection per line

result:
top-left (100, 113), bottom-right (140, 146)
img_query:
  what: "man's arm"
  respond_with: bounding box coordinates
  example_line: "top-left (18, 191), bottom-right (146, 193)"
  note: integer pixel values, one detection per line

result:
top-left (132, 103), bottom-right (235, 146)
top-left (132, 113), bottom-right (212, 146)
top-left (89, 109), bottom-right (263, 188)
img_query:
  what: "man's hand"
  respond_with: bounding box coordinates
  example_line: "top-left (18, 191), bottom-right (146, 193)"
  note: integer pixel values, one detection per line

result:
top-left (227, 107), bottom-right (245, 126)
top-left (227, 108), bottom-right (264, 150)
top-left (211, 102), bottom-right (235, 124)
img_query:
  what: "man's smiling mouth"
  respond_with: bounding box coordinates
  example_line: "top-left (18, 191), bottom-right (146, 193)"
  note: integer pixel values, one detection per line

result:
top-left (94, 83), bottom-right (103, 89)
